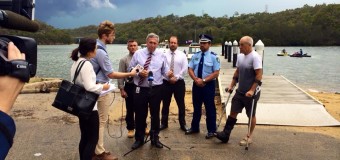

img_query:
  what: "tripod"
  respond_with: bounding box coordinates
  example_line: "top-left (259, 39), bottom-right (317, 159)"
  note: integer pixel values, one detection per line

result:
top-left (123, 134), bottom-right (171, 156)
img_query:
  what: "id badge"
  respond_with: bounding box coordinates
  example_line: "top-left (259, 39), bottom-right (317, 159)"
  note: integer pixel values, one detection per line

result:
top-left (136, 87), bottom-right (140, 93)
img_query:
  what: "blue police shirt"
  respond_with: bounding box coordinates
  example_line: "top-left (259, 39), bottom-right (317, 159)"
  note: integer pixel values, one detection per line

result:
top-left (188, 50), bottom-right (220, 79)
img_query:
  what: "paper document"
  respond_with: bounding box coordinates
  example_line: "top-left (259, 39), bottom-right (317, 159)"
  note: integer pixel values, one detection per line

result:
top-left (100, 84), bottom-right (116, 96)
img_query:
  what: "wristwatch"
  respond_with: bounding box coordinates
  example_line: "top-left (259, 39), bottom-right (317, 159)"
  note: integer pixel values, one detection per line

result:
top-left (203, 79), bottom-right (206, 83)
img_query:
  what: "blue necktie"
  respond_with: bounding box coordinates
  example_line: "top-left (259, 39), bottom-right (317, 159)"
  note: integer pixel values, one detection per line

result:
top-left (197, 52), bottom-right (204, 78)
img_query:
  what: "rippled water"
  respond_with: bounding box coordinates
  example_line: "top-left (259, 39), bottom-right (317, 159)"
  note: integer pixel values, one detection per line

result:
top-left (37, 45), bottom-right (340, 92)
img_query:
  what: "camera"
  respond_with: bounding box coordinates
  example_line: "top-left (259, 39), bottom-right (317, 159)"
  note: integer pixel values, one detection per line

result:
top-left (0, 0), bottom-right (37, 81)
top-left (0, 0), bottom-right (35, 20)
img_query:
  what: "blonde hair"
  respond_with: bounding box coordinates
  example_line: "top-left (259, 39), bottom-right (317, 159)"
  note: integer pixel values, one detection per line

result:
top-left (97, 20), bottom-right (115, 38)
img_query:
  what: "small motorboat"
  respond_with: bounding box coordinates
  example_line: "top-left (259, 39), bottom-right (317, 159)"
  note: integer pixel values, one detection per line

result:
top-left (277, 51), bottom-right (289, 56)
top-left (289, 52), bottom-right (311, 57)
top-left (277, 49), bottom-right (289, 56)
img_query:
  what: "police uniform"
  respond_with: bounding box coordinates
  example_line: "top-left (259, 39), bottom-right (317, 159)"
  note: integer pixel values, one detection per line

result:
top-left (186, 34), bottom-right (220, 137)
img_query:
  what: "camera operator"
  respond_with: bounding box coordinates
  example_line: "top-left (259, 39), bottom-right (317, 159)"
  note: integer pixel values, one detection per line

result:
top-left (0, 42), bottom-right (26, 159)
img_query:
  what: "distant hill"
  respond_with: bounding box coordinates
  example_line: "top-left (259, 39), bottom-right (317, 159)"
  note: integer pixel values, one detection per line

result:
top-left (1, 4), bottom-right (339, 46)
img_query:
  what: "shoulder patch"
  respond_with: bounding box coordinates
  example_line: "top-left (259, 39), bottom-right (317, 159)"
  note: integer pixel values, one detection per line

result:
top-left (216, 57), bottom-right (220, 63)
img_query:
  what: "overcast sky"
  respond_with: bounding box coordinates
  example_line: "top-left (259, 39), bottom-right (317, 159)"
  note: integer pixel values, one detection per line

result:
top-left (35, 0), bottom-right (340, 29)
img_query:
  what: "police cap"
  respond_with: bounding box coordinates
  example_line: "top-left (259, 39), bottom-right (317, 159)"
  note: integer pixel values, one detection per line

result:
top-left (199, 34), bottom-right (213, 43)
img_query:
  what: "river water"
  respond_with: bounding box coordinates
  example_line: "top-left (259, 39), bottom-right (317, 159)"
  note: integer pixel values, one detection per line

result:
top-left (36, 45), bottom-right (340, 93)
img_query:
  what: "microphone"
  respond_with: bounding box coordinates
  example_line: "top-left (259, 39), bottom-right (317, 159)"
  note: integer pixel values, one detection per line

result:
top-left (148, 71), bottom-right (153, 87)
top-left (0, 10), bottom-right (39, 32)
top-left (148, 71), bottom-right (154, 81)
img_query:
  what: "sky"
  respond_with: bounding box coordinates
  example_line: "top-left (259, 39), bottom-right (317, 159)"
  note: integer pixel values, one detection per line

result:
top-left (35, 0), bottom-right (340, 29)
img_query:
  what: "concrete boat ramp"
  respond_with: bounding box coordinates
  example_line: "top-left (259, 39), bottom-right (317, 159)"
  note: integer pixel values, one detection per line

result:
top-left (218, 56), bottom-right (340, 126)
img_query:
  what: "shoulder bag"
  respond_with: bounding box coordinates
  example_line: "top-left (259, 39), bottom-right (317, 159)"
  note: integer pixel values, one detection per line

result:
top-left (52, 60), bottom-right (99, 119)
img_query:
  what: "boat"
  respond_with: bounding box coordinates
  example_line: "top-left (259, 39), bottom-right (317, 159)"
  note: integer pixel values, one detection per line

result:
top-left (289, 52), bottom-right (311, 57)
top-left (186, 42), bottom-right (200, 60)
top-left (277, 51), bottom-right (289, 56)
top-left (140, 40), bottom-right (169, 53)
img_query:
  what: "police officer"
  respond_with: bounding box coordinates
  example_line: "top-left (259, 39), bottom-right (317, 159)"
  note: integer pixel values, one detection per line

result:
top-left (185, 34), bottom-right (220, 139)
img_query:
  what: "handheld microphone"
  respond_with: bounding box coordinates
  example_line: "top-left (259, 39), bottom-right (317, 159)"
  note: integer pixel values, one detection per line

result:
top-left (148, 71), bottom-right (154, 81)
top-left (148, 71), bottom-right (153, 88)
top-left (0, 10), bottom-right (39, 32)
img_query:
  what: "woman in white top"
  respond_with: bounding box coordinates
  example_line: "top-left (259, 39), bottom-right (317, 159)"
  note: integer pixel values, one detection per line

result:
top-left (70, 38), bottom-right (109, 160)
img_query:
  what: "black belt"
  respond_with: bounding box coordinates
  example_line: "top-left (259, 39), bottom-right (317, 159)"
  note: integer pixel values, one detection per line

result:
top-left (96, 81), bottom-right (108, 84)
top-left (163, 79), bottom-right (184, 82)
top-left (136, 84), bottom-right (162, 89)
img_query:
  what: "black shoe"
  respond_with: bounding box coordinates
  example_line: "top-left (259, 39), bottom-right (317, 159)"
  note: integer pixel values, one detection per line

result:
top-left (151, 139), bottom-right (163, 148)
top-left (185, 128), bottom-right (199, 135)
top-left (160, 124), bottom-right (168, 130)
top-left (151, 136), bottom-right (163, 148)
top-left (205, 132), bottom-right (216, 139)
top-left (131, 140), bottom-right (144, 149)
top-left (180, 125), bottom-right (188, 132)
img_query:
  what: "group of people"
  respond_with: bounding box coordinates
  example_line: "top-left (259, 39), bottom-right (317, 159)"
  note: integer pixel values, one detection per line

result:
top-left (0, 19), bottom-right (263, 160)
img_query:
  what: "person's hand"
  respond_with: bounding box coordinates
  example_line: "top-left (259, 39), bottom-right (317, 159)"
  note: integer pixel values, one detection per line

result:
top-left (102, 83), bottom-right (110, 91)
top-left (245, 90), bottom-right (254, 97)
top-left (194, 77), bottom-right (205, 87)
top-left (167, 70), bottom-right (174, 78)
top-left (0, 42), bottom-right (25, 114)
top-left (169, 77), bottom-right (177, 84)
top-left (139, 69), bottom-right (148, 78)
top-left (120, 89), bottom-right (128, 98)
top-left (130, 67), bottom-right (137, 76)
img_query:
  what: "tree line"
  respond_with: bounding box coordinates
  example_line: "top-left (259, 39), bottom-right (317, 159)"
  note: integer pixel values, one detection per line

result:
top-left (1, 3), bottom-right (339, 46)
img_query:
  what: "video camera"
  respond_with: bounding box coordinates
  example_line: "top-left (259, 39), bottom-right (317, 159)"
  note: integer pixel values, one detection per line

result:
top-left (0, 0), bottom-right (38, 82)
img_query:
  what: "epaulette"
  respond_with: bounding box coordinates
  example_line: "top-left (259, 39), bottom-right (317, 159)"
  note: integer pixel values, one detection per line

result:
top-left (211, 51), bottom-right (217, 56)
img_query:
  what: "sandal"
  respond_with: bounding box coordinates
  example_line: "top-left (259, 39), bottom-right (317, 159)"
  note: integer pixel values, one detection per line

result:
top-left (239, 137), bottom-right (252, 146)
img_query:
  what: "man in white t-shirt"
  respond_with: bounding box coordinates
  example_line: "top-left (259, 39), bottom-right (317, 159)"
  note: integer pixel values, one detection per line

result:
top-left (216, 36), bottom-right (262, 146)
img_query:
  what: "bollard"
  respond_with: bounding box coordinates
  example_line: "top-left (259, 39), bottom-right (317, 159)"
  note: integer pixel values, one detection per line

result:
top-left (232, 40), bottom-right (238, 67)
top-left (255, 40), bottom-right (265, 72)
top-left (221, 41), bottom-right (225, 56)
top-left (224, 41), bottom-right (228, 59)
top-left (227, 41), bottom-right (232, 62)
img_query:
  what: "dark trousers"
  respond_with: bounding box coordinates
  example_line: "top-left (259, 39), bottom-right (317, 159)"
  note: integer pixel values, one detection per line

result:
top-left (78, 111), bottom-right (99, 160)
top-left (191, 81), bottom-right (217, 133)
top-left (161, 79), bottom-right (186, 126)
top-left (133, 85), bottom-right (163, 141)
top-left (124, 83), bottom-right (135, 130)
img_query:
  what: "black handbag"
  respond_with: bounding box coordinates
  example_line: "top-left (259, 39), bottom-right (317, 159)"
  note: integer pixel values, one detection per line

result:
top-left (52, 60), bottom-right (99, 119)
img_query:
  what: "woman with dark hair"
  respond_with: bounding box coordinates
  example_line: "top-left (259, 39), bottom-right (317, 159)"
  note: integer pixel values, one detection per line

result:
top-left (70, 38), bottom-right (109, 160)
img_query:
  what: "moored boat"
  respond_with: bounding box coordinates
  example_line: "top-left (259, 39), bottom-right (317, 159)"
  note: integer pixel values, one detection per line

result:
top-left (187, 42), bottom-right (200, 60)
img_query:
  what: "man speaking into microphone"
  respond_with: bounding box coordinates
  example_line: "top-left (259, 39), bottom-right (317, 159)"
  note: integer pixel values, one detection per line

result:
top-left (129, 33), bottom-right (173, 149)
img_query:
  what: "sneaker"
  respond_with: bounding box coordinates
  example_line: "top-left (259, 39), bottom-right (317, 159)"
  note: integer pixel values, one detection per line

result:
top-left (127, 130), bottom-right (134, 138)
top-left (145, 127), bottom-right (149, 135)
top-left (92, 151), bottom-right (118, 160)
top-left (239, 137), bottom-right (252, 146)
